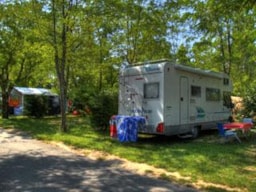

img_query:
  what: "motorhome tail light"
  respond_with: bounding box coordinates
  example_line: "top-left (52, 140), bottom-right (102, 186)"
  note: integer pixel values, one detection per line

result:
top-left (156, 122), bottom-right (164, 133)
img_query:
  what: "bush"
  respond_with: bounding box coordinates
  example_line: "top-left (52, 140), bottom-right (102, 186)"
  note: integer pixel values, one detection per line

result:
top-left (88, 91), bottom-right (118, 130)
top-left (242, 86), bottom-right (256, 117)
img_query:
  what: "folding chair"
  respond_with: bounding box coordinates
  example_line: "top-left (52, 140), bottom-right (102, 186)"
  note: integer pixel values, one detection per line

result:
top-left (242, 118), bottom-right (253, 124)
top-left (242, 118), bottom-right (254, 137)
top-left (217, 123), bottom-right (241, 143)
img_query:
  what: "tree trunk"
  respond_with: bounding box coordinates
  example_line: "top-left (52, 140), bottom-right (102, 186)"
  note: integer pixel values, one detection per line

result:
top-left (226, 21), bottom-right (232, 76)
top-left (1, 90), bottom-right (9, 119)
top-left (59, 76), bottom-right (67, 132)
top-left (52, 0), bottom-right (68, 132)
top-left (1, 65), bottom-right (10, 119)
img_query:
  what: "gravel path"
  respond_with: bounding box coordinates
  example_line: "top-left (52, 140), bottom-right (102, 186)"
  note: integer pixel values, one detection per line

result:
top-left (0, 128), bottom-right (198, 192)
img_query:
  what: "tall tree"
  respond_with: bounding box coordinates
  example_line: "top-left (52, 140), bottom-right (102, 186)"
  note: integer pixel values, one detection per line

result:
top-left (50, 0), bottom-right (75, 132)
top-left (176, 0), bottom-right (256, 95)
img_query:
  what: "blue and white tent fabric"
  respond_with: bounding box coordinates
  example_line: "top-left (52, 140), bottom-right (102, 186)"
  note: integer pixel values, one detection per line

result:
top-left (115, 115), bottom-right (145, 142)
top-left (13, 87), bottom-right (57, 96)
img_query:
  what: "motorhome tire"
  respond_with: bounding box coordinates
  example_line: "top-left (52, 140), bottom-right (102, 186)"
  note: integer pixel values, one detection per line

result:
top-left (191, 126), bottom-right (200, 138)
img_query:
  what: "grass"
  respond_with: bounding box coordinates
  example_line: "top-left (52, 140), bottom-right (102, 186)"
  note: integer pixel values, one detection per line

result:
top-left (1, 115), bottom-right (256, 191)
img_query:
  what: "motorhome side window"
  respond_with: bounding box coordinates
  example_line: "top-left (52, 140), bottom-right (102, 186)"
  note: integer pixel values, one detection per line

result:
top-left (206, 88), bottom-right (220, 101)
top-left (191, 86), bottom-right (201, 97)
top-left (144, 82), bottom-right (159, 99)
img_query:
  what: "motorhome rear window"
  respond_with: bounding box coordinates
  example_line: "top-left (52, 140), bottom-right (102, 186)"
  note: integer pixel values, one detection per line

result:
top-left (223, 91), bottom-right (232, 108)
top-left (144, 82), bottom-right (159, 99)
top-left (223, 78), bottom-right (229, 85)
top-left (206, 88), bottom-right (221, 101)
top-left (191, 86), bottom-right (201, 97)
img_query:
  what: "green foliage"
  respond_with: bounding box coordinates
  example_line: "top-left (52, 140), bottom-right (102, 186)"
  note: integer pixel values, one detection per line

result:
top-left (176, 44), bottom-right (191, 65)
top-left (181, 0), bottom-right (256, 94)
top-left (69, 84), bottom-right (118, 129)
top-left (87, 91), bottom-right (118, 129)
top-left (241, 86), bottom-right (256, 117)
top-left (24, 95), bottom-right (48, 118)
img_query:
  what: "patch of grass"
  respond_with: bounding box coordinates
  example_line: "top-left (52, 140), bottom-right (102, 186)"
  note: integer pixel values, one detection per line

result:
top-left (1, 116), bottom-right (256, 191)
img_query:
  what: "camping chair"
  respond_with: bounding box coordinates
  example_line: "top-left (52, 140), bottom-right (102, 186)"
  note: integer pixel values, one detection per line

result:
top-left (217, 123), bottom-right (241, 143)
top-left (242, 118), bottom-right (254, 125)
top-left (242, 118), bottom-right (254, 137)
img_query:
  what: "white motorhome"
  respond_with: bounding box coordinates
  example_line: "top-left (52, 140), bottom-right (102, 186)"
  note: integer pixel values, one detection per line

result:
top-left (118, 59), bottom-right (233, 138)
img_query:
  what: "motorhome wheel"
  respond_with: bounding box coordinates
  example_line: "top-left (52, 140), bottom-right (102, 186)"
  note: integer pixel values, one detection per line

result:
top-left (191, 126), bottom-right (200, 138)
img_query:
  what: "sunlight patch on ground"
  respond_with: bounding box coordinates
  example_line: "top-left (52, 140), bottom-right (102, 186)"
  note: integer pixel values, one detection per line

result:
top-left (194, 180), bottom-right (248, 192)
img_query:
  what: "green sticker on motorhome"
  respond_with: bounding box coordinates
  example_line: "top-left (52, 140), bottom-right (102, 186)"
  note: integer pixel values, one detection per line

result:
top-left (196, 107), bottom-right (205, 118)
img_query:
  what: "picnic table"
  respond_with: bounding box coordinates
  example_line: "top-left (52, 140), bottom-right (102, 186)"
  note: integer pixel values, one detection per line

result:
top-left (223, 122), bottom-right (253, 138)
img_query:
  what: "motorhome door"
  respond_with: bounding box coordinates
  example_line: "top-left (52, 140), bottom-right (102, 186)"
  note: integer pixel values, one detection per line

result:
top-left (180, 77), bottom-right (189, 126)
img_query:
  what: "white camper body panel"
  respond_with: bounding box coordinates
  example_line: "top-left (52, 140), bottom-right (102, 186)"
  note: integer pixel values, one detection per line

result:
top-left (118, 60), bottom-right (232, 136)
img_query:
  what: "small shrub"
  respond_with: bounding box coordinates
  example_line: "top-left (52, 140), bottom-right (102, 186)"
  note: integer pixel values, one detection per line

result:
top-left (88, 91), bottom-right (118, 130)
top-left (242, 86), bottom-right (256, 117)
